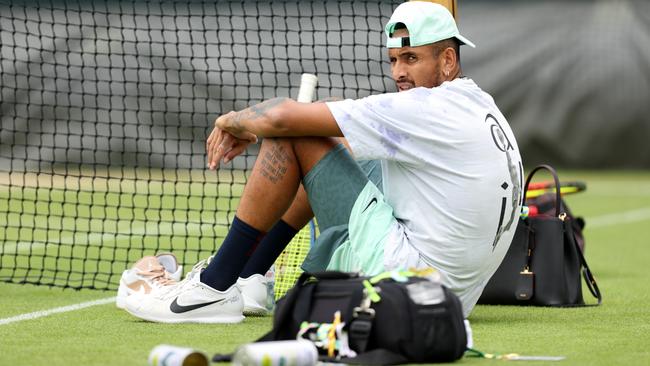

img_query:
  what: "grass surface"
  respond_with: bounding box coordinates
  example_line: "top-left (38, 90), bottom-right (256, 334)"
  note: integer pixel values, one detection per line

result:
top-left (1, 169), bottom-right (649, 365)
top-left (0, 169), bottom-right (247, 289)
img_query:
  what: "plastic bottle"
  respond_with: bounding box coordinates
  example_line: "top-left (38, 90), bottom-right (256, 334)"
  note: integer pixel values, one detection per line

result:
top-left (231, 340), bottom-right (318, 366)
top-left (464, 319), bottom-right (474, 349)
top-left (265, 265), bottom-right (276, 311)
top-left (148, 344), bottom-right (208, 366)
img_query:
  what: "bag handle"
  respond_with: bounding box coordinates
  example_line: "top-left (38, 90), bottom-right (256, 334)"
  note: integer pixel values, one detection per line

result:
top-left (565, 217), bottom-right (602, 305)
top-left (523, 164), bottom-right (562, 217)
top-left (302, 271), bottom-right (361, 281)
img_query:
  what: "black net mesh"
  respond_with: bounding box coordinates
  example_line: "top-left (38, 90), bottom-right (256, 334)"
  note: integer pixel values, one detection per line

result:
top-left (0, 0), bottom-right (399, 290)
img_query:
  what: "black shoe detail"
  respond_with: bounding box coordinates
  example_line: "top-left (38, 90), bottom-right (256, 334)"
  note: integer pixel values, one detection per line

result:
top-left (169, 297), bottom-right (225, 313)
top-left (362, 197), bottom-right (378, 213)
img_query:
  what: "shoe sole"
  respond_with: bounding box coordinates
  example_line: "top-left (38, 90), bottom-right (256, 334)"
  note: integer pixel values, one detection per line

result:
top-left (243, 305), bottom-right (270, 316)
top-left (125, 307), bottom-right (244, 324)
top-left (115, 284), bottom-right (128, 309)
top-left (238, 275), bottom-right (272, 316)
top-left (242, 294), bottom-right (271, 316)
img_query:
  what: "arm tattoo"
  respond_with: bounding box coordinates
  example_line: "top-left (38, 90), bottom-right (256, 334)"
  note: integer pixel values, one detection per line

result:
top-left (231, 97), bottom-right (288, 131)
top-left (249, 97), bottom-right (287, 118)
top-left (259, 140), bottom-right (293, 184)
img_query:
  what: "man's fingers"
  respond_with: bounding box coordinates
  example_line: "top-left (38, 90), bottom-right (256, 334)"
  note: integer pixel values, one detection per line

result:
top-left (207, 123), bottom-right (256, 169)
top-left (208, 129), bottom-right (227, 169)
top-left (211, 133), bottom-right (238, 169)
top-left (207, 129), bottom-right (218, 168)
top-left (206, 129), bottom-right (219, 158)
top-left (223, 143), bottom-right (249, 163)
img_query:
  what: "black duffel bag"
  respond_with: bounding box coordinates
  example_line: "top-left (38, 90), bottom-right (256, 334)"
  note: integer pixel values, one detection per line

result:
top-left (259, 271), bottom-right (467, 364)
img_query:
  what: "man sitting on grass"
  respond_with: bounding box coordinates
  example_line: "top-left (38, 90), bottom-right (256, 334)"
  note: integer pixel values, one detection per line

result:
top-left (124, 1), bottom-right (523, 323)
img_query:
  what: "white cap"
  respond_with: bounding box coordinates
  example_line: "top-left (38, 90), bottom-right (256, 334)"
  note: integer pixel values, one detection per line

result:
top-left (385, 1), bottom-right (475, 49)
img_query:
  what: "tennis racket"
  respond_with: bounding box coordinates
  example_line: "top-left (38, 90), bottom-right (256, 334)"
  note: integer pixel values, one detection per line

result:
top-left (525, 181), bottom-right (586, 199)
top-left (297, 73), bottom-right (318, 103)
top-left (273, 73), bottom-right (318, 300)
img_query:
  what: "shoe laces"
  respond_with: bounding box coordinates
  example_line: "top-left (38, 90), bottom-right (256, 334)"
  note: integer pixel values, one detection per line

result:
top-left (154, 256), bottom-right (213, 298)
top-left (138, 263), bottom-right (176, 288)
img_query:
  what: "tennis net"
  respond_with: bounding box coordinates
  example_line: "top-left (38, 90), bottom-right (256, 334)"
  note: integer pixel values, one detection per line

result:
top-left (0, 0), bottom-right (397, 293)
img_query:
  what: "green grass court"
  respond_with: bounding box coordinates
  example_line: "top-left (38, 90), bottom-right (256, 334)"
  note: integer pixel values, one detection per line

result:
top-left (0, 168), bottom-right (248, 289)
top-left (1, 170), bottom-right (649, 365)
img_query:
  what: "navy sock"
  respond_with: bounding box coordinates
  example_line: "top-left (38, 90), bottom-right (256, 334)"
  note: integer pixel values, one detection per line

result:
top-left (200, 216), bottom-right (265, 291)
top-left (239, 220), bottom-right (300, 279)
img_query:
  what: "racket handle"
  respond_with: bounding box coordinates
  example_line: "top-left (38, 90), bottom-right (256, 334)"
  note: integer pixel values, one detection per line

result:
top-left (297, 73), bottom-right (318, 103)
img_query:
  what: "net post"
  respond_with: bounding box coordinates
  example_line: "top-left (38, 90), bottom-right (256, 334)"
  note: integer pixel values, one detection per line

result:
top-left (413, 0), bottom-right (459, 19)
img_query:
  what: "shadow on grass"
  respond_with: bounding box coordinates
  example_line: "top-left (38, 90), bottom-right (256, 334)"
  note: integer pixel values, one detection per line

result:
top-left (469, 305), bottom-right (534, 325)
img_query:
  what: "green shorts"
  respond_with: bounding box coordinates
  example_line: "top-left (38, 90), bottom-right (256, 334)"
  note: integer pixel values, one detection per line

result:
top-left (301, 144), bottom-right (397, 275)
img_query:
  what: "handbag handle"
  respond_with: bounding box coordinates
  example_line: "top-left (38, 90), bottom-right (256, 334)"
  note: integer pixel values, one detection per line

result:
top-left (523, 164), bottom-right (562, 217)
top-left (565, 219), bottom-right (603, 305)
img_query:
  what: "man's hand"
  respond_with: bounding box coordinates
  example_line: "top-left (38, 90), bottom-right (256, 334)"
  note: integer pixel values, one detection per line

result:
top-left (206, 122), bottom-right (257, 170)
top-left (214, 111), bottom-right (260, 142)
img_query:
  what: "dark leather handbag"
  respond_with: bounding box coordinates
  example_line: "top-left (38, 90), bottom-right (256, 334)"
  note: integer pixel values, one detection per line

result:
top-left (478, 165), bottom-right (602, 306)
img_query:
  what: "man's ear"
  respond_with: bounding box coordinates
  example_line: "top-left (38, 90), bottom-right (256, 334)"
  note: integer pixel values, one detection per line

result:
top-left (442, 47), bottom-right (457, 77)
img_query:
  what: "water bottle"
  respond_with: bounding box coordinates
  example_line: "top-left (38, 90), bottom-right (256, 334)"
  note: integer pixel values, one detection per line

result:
top-left (265, 265), bottom-right (276, 311)
top-left (464, 319), bottom-right (474, 349)
top-left (148, 344), bottom-right (208, 366)
top-left (231, 340), bottom-right (318, 366)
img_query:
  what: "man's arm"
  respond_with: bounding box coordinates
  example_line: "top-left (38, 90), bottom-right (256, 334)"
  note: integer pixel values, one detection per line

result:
top-left (216, 97), bottom-right (342, 138)
top-left (206, 98), bottom-right (342, 169)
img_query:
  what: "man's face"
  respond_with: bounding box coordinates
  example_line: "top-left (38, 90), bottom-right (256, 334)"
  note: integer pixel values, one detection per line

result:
top-left (388, 28), bottom-right (445, 91)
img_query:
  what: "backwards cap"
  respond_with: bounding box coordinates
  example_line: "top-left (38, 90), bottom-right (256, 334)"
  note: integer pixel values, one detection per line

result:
top-left (385, 1), bottom-right (475, 49)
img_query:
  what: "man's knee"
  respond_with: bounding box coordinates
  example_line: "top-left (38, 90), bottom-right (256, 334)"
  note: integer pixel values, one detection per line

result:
top-left (262, 136), bottom-right (340, 177)
top-left (290, 136), bottom-right (340, 155)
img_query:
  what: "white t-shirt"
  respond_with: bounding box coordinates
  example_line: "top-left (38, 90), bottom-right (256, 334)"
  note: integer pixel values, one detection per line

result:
top-left (326, 78), bottom-right (523, 316)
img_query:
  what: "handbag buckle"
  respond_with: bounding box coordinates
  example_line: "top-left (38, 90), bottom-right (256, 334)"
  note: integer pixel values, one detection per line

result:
top-left (516, 267), bottom-right (534, 300)
top-left (350, 290), bottom-right (376, 353)
top-left (353, 287), bottom-right (378, 319)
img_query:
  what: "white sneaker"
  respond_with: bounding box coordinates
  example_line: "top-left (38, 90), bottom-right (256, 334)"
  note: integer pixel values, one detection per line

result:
top-left (155, 253), bottom-right (184, 279)
top-left (124, 259), bottom-right (244, 324)
top-left (115, 253), bottom-right (183, 309)
top-left (238, 272), bottom-right (274, 316)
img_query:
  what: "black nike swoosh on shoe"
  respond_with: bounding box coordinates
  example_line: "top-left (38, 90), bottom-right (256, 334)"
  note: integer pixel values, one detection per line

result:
top-left (169, 297), bottom-right (225, 313)
top-left (362, 197), bottom-right (378, 213)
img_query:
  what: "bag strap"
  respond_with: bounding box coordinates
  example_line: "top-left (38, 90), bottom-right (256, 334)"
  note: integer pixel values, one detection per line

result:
top-left (347, 275), bottom-right (388, 353)
top-left (522, 221), bottom-right (535, 272)
top-left (523, 164), bottom-right (562, 216)
top-left (336, 348), bottom-right (409, 365)
top-left (258, 271), bottom-right (361, 342)
top-left (565, 217), bottom-right (602, 305)
top-left (347, 300), bottom-right (373, 352)
top-left (514, 220), bottom-right (535, 301)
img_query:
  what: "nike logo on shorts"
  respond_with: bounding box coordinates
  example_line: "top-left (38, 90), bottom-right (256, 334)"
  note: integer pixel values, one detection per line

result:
top-left (169, 297), bottom-right (225, 313)
top-left (362, 197), bottom-right (378, 213)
